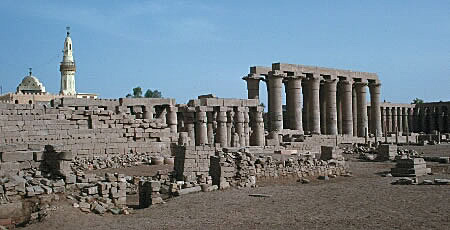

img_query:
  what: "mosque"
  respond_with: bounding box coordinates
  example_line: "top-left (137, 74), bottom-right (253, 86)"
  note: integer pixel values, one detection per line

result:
top-left (0, 28), bottom-right (97, 105)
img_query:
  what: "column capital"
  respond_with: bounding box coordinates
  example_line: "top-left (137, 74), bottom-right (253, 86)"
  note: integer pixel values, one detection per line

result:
top-left (368, 82), bottom-right (382, 87)
top-left (242, 73), bottom-right (264, 81)
top-left (354, 82), bottom-right (368, 87)
top-left (268, 70), bottom-right (287, 78)
top-left (339, 79), bottom-right (354, 85)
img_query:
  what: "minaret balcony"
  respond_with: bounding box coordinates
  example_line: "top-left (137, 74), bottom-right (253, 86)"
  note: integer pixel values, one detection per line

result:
top-left (60, 62), bottom-right (76, 72)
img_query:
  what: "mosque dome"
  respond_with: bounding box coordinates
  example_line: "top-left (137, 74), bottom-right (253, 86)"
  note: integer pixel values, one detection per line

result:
top-left (16, 69), bottom-right (46, 94)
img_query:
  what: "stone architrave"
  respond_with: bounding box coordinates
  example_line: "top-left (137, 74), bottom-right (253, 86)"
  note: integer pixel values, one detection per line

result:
top-left (355, 82), bottom-right (368, 137)
top-left (324, 79), bottom-right (338, 135)
top-left (369, 82), bottom-right (382, 136)
top-left (285, 76), bottom-right (304, 133)
top-left (308, 74), bottom-right (321, 134)
top-left (267, 70), bottom-right (285, 132)
top-left (339, 79), bottom-right (353, 136)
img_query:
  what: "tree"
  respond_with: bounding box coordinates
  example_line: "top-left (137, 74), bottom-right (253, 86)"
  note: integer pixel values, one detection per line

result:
top-left (144, 89), bottom-right (162, 98)
top-left (132, 87), bottom-right (142, 98)
top-left (411, 98), bottom-right (424, 104)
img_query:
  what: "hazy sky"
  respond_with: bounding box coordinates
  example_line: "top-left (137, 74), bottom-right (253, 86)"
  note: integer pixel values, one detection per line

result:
top-left (0, 0), bottom-right (448, 105)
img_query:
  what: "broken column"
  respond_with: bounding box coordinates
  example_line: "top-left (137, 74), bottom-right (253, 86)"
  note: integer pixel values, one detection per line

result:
top-left (243, 73), bottom-right (261, 99)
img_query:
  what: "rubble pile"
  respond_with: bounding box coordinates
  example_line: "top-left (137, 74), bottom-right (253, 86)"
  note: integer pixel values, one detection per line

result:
top-left (209, 147), bottom-right (348, 189)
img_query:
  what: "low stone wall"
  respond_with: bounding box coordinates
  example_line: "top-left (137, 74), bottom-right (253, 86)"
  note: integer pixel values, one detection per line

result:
top-left (0, 99), bottom-right (177, 177)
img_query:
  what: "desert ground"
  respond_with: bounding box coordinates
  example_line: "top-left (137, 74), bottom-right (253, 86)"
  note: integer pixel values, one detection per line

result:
top-left (22, 145), bottom-right (450, 230)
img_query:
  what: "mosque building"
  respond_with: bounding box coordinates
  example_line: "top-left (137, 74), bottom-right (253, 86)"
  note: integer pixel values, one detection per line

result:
top-left (0, 28), bottom-right (97, 105)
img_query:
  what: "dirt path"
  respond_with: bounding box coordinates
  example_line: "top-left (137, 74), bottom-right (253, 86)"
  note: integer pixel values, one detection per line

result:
top-left (22, 159), bottom-right (450, 230)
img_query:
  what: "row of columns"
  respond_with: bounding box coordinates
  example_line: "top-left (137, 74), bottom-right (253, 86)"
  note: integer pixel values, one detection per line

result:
top-left (380, 106), bottom-right (449, 134)
top-left (179, 106), bottom-right (265, 147)
top-left (244, 71), bottom-right (382, 137)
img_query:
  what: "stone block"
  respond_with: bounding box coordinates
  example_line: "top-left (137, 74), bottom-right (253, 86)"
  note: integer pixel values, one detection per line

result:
top-left (1, 151), bottom-right (34, 162)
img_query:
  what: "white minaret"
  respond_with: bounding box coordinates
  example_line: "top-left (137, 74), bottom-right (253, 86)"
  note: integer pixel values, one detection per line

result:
top-left (60, 27), bottom-right (76, 95)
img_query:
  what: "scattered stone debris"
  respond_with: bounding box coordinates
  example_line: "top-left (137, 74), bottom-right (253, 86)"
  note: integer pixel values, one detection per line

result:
top-left (391, 177), bottom-right (418, 185)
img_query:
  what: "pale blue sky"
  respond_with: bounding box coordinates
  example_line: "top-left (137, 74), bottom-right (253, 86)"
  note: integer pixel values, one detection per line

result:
top-left (0, 0), bottom-right (449, 105)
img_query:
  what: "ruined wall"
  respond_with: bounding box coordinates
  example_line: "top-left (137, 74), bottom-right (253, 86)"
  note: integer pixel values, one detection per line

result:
top-left (0, 98), bottom-right (177, 176)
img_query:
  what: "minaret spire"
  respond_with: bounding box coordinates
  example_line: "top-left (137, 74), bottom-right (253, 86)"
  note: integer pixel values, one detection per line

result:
top-left (59, 26), bottom-right (76, 95)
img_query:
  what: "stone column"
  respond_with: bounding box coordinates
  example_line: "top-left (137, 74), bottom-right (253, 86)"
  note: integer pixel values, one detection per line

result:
top-left (437, 107), bottom-right (445, 132)
top-left (195, 107), bottom-right (208, 146)
top-left (234, 108), bottom-right (245, 147)
top-left (407, 108), bottom-right (413, 133)
top-left (337, 85), bottom-right (342, 134)
top-left (184, 112), bottom-right (195, 145)
top-left (216, 109), bottom-right (228, 147)
top-left (385, 107), bottom-right (391, 133)
top-left (267, 71), bottom-right (285, 132)
top-left (243, 74), bottom-right (261, 99)
top-left (368, 82), bottom-right (382, 136)
top-left (244, 109), bottom-right (250, 146)
top-left (167, 106), bottom-right (178, 133)
top-left (412, 107), bottom-right (419, 132)
top-left (391, 107), bottom-right (397, 133)
top-left (143, 105), bottom-right (154, 119)
top-left (339, 80), bottom-right (353, 136)
top-left (308, 74), bottom-right (321, 134)
top-left (324, 79), bottom-right (338, 135)
top-left (264, 79), bottom-right (271, 131)
top-left (352, 86), bottom-right (358, 136)
top-left (367, 106), bottom-right (372, 134)
top-left (284, 79), bottom-right (290, 129)
top-left (302, 81), bottom-right (310, 133)
top-left (397, 107), bottom-right (403, 133)
top-left (421, 108), bottom-right (427, 133)
top-left (319, 83), bottom-right (327, 134)
top-left (381, 107), bottom-right (385, 134)
top-left (226, 110), bottom-right (234, 146)
top-left (355, 82), bottom-right (368, 137)
top-left (250, 106), bottom-right (265, 146)
top-left (207, 111), bottom-right (215, 145)
top-left (402, 107), bottom-right (408, 133)
top-left (429, 107), bottom-right (436, 132)
top-left (285, 76), bottom-right (304, 133)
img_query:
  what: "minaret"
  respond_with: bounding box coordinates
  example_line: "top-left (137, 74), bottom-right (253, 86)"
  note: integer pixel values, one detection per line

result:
top-left (60, 27), bottom-right (76, 95)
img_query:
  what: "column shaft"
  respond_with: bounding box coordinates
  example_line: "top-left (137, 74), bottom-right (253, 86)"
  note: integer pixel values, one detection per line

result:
top-left (369, 83), bottom-right (382, 136)
top-left (340, 80), bottom-right (353, 135)
top-left (325, 79), bottom-right (338, 135)
top-left (268, 72), bottom-right (284, 132)
top-left (355, 82), bottom-right (368, 137)
top-left (195, 110), bottom-right (208, 146)
top-left (286, 77), bottom-right (303, 133)
top-left (397, 107), bottom-right (403, 133)
top-left (216, 110), bottom-right (228, 147)
top-left (250, 107), bottom-right (265, 146)
top-left (308, 75), bottom-right (321, 134)
top-left (320, 84), bottom-right (327, 134)
top-left (352, 87), bottom-right (358, 136)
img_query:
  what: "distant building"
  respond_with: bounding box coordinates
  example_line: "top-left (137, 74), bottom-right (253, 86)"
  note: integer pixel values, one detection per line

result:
top-left (0, 27), bottom-right (98, 104)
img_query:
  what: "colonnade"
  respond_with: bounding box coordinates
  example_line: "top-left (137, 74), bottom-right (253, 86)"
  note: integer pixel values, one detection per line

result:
top-left (244, 69), bottom-right (382, 137)
top-left (178, 103), bottom-right (265, 147)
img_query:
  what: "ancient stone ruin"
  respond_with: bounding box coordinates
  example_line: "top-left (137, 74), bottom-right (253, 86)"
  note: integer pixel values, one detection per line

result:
top-left (0, 63), bottom-right (449, 228)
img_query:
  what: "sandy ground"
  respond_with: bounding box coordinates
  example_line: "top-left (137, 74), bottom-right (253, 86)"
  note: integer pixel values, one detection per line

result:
top-left (21, 154), bottom-right (449, 230)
